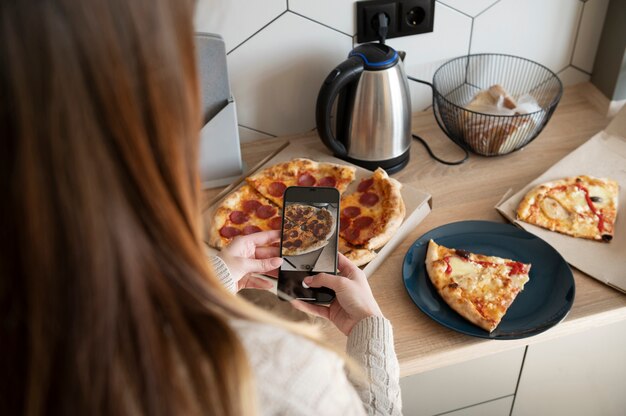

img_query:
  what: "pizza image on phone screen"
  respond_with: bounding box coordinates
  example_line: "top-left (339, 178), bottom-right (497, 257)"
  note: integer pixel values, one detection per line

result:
top-left (280, 202), bottom-right (338, 273)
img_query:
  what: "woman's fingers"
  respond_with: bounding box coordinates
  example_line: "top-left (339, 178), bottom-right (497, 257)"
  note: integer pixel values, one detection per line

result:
top-left (255, 246), bottom-right (280, 259)
top-left (337, 253), bottom-right (363, 279)
top-left (242, 257), bottom-right (282, 274)
top-left (303, 273), bottom-right (344, 290)
top-left (240, 276), bottom-right (274, 291)
top-left (241, 230), bottom-right (281, 246)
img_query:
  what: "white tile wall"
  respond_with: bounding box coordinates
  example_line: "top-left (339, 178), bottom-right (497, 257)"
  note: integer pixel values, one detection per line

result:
top-left (470, 0), bottom-right (582, 73)
top-left (195, 0), bottom-right (608, 139)
top-left (437, 0), bottom-right (499, 17)
top-left (194, 0), bottom-right (286, 52)
top-left (572, 0), bottom-right (610, 73)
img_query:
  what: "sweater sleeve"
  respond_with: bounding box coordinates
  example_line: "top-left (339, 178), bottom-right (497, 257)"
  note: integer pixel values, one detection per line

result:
top-left (346, 316), bottom-right (402, 416)
top-left (207, 255), bottom-right (237, 293)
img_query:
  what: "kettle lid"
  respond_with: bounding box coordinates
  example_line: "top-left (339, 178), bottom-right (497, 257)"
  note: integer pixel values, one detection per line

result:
top-left (349, 43), bottom-right (398, 70)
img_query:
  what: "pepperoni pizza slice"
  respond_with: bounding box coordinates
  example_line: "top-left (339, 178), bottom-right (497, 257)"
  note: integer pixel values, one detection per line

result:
top-left (246, 158), bottom-right (356, 207)
top-left (281, 203), bottom-right (336, 256)
top-left (208, 185), bottom-right (283, 248)
top-left (339, 168), bottom-right (405, 250)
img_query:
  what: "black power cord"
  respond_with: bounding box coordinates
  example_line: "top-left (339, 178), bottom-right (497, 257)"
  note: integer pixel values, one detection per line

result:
top-left (407, 75), bottom-right (469, 165)
top-left (412, 134), bottom-right (469, 165)
top-left (375, 12), bottom-right (389, 44)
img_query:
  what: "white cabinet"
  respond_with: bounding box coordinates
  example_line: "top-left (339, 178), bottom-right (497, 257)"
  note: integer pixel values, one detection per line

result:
top-left (512, 320), bottom-right (626, 416)
top-left (400, 347), bottom-right (524, 415)
top-left (400, 320), bottom-right (626, 416)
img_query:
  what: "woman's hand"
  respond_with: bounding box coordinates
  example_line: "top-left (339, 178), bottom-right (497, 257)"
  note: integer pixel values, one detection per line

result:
top-left (291, 253), bottom-right (383, 335)
top-left (219, 230), bottom-right (282, 292)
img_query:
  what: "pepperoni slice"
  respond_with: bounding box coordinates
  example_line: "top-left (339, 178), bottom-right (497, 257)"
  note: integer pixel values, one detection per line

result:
top-left (342, 206), bottom-right (361, 218)
top-left (340, 216), bottom-right (350, 231)
top-left (219, 226), bottom-right (241, 238)
top-left (268, 216), bottom-right (282, 230)
top-left (268, 181), bottom-right (286, 197)
top-left (359, 192), bottom-right (379, 207)
top-left (242, 199), bottom-right (262, 213)
top-left (353, 216), bottom-right (374, 229)
top-left (229, 210), bottom-right (249, 225)
top-left (357, 178), bottom-right (374, 192)
top-left (313, 224), bottom-right (328, 238)
top-left (242, 225), bottom-right (262, 235)
top-left (318, 176), bottom-right (337, 187)
top-left (297, 172), bottom-right (316, 186)
top-left (342, 227), bottom-right (360, 242)
top-left (289, 230), bottom-right (298, 238)
top-left (283, 241), bottom-right (293, 248)
top-left (293, 239), bottom-right (303, 247)
top-left (256, 205), bottom-right (277, 219)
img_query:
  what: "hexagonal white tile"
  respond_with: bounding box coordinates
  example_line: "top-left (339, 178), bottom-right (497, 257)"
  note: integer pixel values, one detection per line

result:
top-left (227, 12), bottom-right (353, 136)
top-left (437, 0), bottom-right (499, 17)
top-left (194, 0), bottom-right (286, 52)
top-left (558, 66), bottom-right (591, 86)
top-left (572, 0), bottom-right (610, 73)
top-left (289, 0), bottom-right (356, 35)
top-left (471, 0), bottom-right (582, 73)
top-left (387, 3), bottom-right (472, 111)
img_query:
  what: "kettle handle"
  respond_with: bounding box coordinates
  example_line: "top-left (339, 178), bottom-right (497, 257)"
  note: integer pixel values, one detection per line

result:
top-left (315, 57), bottom-right (364, 157)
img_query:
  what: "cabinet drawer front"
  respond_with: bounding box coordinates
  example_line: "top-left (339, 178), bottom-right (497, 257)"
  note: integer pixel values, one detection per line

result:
top-left (400, 348), bottom-right (524, 415)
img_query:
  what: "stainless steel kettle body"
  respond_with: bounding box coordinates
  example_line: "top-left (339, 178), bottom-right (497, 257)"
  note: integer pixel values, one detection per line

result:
top-left (316, 43), bottom-right (411, 173)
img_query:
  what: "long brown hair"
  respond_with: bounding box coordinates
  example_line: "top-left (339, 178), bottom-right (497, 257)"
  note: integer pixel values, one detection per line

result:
top-left (0, 0), bottom-right (263, 414)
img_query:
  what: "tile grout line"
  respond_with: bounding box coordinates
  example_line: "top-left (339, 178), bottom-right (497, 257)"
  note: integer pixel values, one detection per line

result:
top-left (474, 0), bottom-right (502, 19)
top-left (509, 345), bottom-right (529, 416)
top-left (569, 1), bottom-right (586, 66)
top-left (287, 10), bottom-right (353, 38)
top-left (435, 0), bottom-right (473, 19)
top-left (238, 124), bottom-right (277, 138)
top-left (432, 394), bottom-right (515, 416)
top-left (227, 10), bottom-right (289, 55)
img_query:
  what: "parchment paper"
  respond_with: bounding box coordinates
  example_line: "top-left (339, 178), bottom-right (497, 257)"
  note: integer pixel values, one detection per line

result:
top-left (496, 106), bottom-right (626, 293)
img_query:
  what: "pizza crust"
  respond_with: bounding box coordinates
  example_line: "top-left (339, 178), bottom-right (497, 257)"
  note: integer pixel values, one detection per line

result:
top-left (338, 237), bottom-right (377, 266)
top-left (365, 168), bottom-right (406, 250)
top-left (425, 241), bottom-right (497, 331)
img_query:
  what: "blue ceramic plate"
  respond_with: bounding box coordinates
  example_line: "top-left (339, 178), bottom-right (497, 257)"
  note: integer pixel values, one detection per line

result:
top-left (402, 221), bottom-right (575, 339)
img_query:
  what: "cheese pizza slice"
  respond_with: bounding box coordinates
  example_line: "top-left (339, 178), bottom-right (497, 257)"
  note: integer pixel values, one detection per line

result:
top-left (425, 240), bottom-right (531, 332)
top-left (516, 175), bottom-right (619, 242)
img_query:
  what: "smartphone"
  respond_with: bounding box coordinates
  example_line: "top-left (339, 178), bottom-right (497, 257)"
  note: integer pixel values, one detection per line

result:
top-left (277, 186), bottom-right (339, 303)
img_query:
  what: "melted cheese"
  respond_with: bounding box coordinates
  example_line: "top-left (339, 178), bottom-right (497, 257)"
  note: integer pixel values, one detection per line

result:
top-left (447, 256), bottom-right (530, 321)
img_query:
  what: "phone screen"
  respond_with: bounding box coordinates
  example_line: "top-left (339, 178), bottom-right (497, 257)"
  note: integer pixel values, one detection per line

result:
top-left (277, 186), bottom-right (339, 303)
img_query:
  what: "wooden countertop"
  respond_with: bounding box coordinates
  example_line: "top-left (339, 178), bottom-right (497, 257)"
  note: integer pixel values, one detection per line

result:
top-left (202, 83), bottom-right (626, 377)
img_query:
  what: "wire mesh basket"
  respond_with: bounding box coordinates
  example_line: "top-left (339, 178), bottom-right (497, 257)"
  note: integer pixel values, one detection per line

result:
top-left (430, 54), bottom-right (562, 156)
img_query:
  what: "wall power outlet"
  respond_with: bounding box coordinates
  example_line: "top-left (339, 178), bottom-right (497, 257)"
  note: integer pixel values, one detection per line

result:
top-left (356, 0), bottom-right (434, 43)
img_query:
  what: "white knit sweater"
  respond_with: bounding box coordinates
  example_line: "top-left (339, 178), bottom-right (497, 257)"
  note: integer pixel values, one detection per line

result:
top-left (209, 256), bottom-right (402, 415)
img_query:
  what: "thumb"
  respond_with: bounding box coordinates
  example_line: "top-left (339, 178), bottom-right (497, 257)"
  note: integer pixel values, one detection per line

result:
top-left (303, 273), bottom-right (343, 291)
top-left (242, 257), bottom-right (282, 274)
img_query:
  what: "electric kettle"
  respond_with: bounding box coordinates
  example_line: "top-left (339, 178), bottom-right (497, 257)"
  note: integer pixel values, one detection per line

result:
top-left (316, 43), bottom-right (411, 173)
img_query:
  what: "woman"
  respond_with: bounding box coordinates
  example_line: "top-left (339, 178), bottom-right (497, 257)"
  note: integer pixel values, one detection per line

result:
top-left (0, 0), bottom-right (401, 415)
